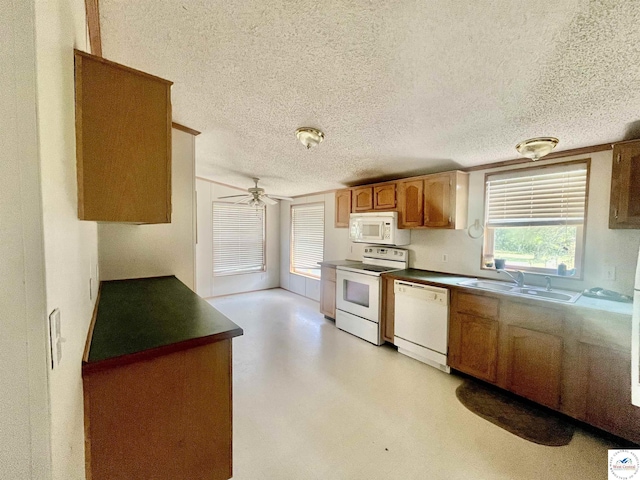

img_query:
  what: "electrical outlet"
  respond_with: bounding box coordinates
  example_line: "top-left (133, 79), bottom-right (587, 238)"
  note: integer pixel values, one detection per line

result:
top-left (605, 264), bottom-right (616, 281)
top-left (442, 253), bottom-right (449, 262)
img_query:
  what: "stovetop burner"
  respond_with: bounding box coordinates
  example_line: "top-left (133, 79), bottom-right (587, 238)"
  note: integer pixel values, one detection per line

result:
top-left (356, 264), bottom-right (402, 273)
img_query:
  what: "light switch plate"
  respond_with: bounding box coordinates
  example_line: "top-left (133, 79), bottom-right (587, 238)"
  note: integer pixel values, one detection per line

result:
top-left (49, 308), bottom-right (61, 369)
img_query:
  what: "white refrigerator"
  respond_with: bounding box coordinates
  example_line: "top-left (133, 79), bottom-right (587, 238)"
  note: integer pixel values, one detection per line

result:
top-left (633, 244), bottom-right (640, 406)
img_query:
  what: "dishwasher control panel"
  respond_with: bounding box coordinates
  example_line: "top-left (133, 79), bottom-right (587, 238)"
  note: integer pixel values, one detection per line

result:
top-left (394, 281), bottom-right (448, 306)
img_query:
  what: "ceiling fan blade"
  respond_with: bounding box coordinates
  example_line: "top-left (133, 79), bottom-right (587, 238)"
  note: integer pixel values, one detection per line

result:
top-left (233, 197), bottom-right (252, 204)
top-left (217, 194), bottom-right (250, 199)
top-left (267, 194), bottom-right (294, 202)
top-left (260, 196), bottom-right (278, 206)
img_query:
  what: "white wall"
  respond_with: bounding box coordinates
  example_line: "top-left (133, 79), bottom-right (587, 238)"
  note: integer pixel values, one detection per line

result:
top-left (195, 178), bottom-right (280, 297)
top-left (1, 1), bottom-right (51, 478)
top-left (280, 192), bottom-right (355, 301)
top-left (34, 1), bottom-right (99, 479)
top-left (98, 129), bottom-right (196, 290)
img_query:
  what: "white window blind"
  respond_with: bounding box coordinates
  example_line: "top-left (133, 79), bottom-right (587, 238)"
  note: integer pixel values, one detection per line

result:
top-left (291, 203), bottom-right (324, 277)
top-left (486, 162), bottom-right (588, 227)
top-left (213, 203), bottom-right (265, 276)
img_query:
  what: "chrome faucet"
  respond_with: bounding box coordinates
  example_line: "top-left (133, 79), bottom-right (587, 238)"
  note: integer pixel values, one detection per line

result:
top-left (497, 269), bottom-right (525, 287)
top-left (544, 276), bottom-right (552, 291)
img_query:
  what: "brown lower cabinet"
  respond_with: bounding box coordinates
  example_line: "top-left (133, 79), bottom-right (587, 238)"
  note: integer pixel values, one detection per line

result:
top-left (320, 266), bottom-right (337, 319)
top-left (381, 276), bottom-right (396, 342)
top-left (83, 340), bottom-right (233, 480)
top-left (447, 288), bottom-right (640, 443)
top-left (503, 326), bottom-right (563, 409)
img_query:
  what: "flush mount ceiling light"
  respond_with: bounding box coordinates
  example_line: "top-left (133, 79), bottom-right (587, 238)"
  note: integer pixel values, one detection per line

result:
top-left (295, 127), bottom-right (325, 149)
top-left (515, 137), bottom-right (559, 161)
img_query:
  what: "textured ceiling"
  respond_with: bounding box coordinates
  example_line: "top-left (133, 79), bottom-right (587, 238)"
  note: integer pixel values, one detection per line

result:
top-left (100, 0), bottom-right (640, 196)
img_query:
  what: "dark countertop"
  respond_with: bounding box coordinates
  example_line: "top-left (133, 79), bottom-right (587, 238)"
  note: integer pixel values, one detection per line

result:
top-left (318, 260), bottom-right (362, 267)
top-left (83, 276), bottom-right (243, 371)
top-left (384, 268), bottom-right (633, 316)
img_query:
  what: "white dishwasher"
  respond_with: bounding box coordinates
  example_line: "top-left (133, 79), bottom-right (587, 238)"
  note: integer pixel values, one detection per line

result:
top-left (394, 280), bottom-right (450, 373)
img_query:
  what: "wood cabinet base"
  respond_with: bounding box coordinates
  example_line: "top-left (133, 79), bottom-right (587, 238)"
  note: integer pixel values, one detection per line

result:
top-left (83, 340), bottom-right (232, 480)
top-left (447, 288), bottom-right (640, 444)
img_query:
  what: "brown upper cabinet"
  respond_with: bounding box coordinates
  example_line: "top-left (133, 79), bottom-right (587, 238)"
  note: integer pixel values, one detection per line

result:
top-left (610, 139), bottom-right (640, 229)
top-left (75, 50), bottom-right (173, 223)
top-left (373, 184), bottom-right (396, 210)
top-left (398, 171), bottom-right (469, 229)
top-left (397, 179), bottom-right (424, 228)
top-left (336, 169), bottom-right (469, 228)
top-left (335, 189), bottom-right (352, 228)
top-left (352, 186), bottom-right (373, 212)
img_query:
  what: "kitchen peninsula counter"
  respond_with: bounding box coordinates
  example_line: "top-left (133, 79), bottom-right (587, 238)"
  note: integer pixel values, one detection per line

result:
top-left (84, 275), bottom-right (243, 370)
top-left (82, 275), bottom-right (242, 480)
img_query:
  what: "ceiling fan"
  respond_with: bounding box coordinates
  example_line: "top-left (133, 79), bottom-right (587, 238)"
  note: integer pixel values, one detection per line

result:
top-left (217, 177), bottom-right (293, 207)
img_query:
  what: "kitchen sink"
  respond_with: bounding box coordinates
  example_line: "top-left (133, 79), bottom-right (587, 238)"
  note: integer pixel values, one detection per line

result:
top-left (458, 279), bottom-right (582, 303)
top-left (458, 279), bottom-right (518, 293)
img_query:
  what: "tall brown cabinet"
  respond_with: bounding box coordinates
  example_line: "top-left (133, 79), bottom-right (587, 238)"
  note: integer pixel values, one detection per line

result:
top-left (75, 50), bottom-right (173, 223)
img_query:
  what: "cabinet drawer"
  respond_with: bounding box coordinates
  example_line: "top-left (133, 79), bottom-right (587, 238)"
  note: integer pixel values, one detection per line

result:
top-left (455, 292), bottom-right (499, 320)
top-left (500, 300), bottom-right (564, 336)
top-left (577, 311), bottom-right (631, 352)
top-left (321, 266), bottom-right (336, 282)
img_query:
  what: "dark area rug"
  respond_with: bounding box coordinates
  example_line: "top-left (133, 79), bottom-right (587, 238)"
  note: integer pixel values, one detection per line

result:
top-left (456, 380), bottom-right (574, 446)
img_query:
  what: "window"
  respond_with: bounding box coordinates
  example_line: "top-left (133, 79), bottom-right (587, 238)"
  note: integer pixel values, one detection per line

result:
top-left (212, 203), bottom-right (265, 276)
top-left (290, 203), bottom-right (324, 279)
top-left (483, 160), bottom-right (589, 277)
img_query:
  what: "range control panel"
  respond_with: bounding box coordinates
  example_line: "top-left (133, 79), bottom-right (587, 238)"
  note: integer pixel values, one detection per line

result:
top-left (363, 247), bottom-right (407, 260)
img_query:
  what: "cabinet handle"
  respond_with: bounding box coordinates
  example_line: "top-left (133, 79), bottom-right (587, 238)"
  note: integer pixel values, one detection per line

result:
top-left (617, 153), bottom-right (621, 163)
top-left (614, 208), bottom-right (619, 219)
top-left (448, 216), bottom-right (452, 224)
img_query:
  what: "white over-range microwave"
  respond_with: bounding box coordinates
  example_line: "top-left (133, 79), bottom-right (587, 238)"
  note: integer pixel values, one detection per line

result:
top-left (349, 212), bottom-right (411, 246)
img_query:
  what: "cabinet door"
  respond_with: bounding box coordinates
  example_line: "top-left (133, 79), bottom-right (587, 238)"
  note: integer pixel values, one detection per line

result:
top-left (335, 189), bottom-right (352, 228)
top-left (397, 180), bottom-right (424, 228)
top-left (504, 326), bottom-right (563, 409)
top-left (449, 311), bottom-right (499, 383)
top-left (374, 184), bottom-right (396, 210)
top-left (579, 343), bottom-right (640, 443)
top-left (352, 187), bottom-right (373, 212)
top-left (75, 50), bottom-right (172, 223)
top-left (424, 173), bottom-right (452, 228)
top-left (320, 266), bottom-right (336, 318)
top-left (610, 140), bottom-right (640, 228)
top-left (320, 280), bottom-right (336, 318)
top-left (380, 276), bottom-right (396, 343)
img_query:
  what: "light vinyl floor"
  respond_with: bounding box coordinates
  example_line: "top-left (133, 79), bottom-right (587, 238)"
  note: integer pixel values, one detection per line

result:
top-left (210, 288), bottom-right (620, 480)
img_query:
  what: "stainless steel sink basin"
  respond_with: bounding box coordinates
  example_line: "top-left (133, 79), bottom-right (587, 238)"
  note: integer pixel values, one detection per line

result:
top-left (458, 279), bottom-right (582, 303)
top-left (458, 279), bottom-right (518, 293)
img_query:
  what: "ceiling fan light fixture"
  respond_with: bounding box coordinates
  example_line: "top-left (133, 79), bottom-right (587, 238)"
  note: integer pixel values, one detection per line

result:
top-left (248, 198), bottom-right (264, 208)
top-left (295, 127), bottom-right (324, 149)
top-left (515, 137), bottom-right (559, 161)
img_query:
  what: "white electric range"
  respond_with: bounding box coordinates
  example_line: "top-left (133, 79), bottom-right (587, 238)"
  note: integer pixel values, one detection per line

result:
top-left (335, 246), bottom-right (409, 345)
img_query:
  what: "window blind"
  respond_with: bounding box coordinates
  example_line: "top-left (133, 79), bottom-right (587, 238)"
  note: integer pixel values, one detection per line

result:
top-left (291, 203), bottom-right (324, 275)
top-left (213, 203), bottom-right (265, 276)
top-left (485, 162), bottom-right (588, 227)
